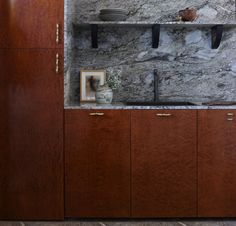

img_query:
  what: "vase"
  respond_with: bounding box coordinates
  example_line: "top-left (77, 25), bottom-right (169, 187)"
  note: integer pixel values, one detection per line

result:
top-left (178, 8), bottom-right (197, 22)
top-left (95, 84), bottom-right (113, 104)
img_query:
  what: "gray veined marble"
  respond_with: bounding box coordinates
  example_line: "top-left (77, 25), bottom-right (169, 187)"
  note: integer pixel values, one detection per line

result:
top-left (64, 26), bottom-right (236, 106)
top-left (2, 221), bottom-right (236, 226)
top-left (64, 0), bottom-right (236, 107)
top-left (65, 103), bottom-right (236, 110)
top-left (65, 0), bottom-right (236, 24)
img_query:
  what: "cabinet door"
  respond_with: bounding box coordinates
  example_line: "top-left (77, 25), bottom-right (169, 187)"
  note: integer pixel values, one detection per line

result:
top-left (132, 110), bottom-right (197, 217)
top-left (65, 110), bottom-right (131, 218)
top-left (198, 110), bottom-right (236, 217)
top-left (1, 0), bottom-right (63, 48)
top-left (0, 49), bottom-right (64, 220)
top-left (0, 1), bottom-right (9, 47)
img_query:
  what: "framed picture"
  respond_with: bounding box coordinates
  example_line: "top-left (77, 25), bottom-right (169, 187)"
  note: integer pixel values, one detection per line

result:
top-left (80, 70), bottom-right (106, 102)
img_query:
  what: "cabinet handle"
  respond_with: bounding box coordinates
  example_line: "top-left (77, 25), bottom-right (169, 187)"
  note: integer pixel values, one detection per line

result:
top-left (227, 118), bottom-right (234, 121)
top-left (227, 113), bottom-right (234, 116)
top-left (156, 113), bottom-right (172, 117)
top-left (89, 113), bottom-right (105, 116)
top-left (56, 53), bottom-right (59, 74)
top-left (56, 23), bottom-right (60, 44)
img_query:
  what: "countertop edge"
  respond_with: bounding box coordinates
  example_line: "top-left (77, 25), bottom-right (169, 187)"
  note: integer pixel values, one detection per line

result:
top-left (64, 105), bottom-right (236, 110)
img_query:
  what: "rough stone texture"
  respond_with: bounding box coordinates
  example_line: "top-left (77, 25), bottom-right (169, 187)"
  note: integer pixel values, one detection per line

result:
top-left (65, 0), bottom-right (235, 24)
top-left (65, 26), bottom-right (236, 104)
top-left (65, 103), bottom-right (236, 110)
top-left (64, 0), bottom-right (236, 106)
top-left (2, 221), bottom-right (236, 226)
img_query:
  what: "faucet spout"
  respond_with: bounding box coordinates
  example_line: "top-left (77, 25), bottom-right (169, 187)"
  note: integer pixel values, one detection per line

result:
top-left (154, 69), bottom-right (159, 102)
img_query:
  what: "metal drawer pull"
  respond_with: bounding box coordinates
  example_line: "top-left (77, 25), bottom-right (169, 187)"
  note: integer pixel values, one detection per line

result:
top-left (227, 118), bottom-right (234, 121)
top-left (89, 113), bottom-right (105, 116)
top-left (156, 113), bottom-right (172, 117)
top-left (56, 23), bottom-right (60, 44)
top-left (227, 113), bottom-right (234, 116)
top-left (56, 53), bottom-right (59, 74)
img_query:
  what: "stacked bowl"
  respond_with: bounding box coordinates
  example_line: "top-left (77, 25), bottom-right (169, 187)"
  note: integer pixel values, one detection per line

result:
top-left (99, 9), bottom-right (129, 21)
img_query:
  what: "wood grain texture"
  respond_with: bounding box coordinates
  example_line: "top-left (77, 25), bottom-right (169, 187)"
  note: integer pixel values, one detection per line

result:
top-left (0, 0), bottom-right (64, 48)
top-left (0, 49), bottom-right (64, 220)
top-left (131, 110), bottom-right (197, 217)
top-left (0, 1), bottom-right (10, 48)
top-left (65, 110), bottom-right (131, 218)
top-left (198, 110), bottom-right (236, 217)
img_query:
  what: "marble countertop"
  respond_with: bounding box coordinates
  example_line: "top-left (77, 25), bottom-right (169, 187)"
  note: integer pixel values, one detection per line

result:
top-left (65, 102), bottom-right (236, 110)
top-left (78, 21), bottom-right (236, 27)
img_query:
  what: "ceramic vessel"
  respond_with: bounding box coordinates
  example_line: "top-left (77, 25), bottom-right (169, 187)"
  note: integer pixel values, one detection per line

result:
top-left (95, 84), bottom-right (113, 104)
top-left (178, 8), bottom-right (197, 22)
top-left (100, 9), bottom-right (129, 15)
top-left (99, 8), bottom-right (128, 21)
top-left (99, 13), bottom-right (128, 21)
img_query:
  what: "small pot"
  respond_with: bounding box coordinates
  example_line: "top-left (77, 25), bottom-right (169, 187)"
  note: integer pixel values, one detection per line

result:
top-left (95, 84), bottom-right (113, 104)
top-left (178, 8), bottom-right (198, 22)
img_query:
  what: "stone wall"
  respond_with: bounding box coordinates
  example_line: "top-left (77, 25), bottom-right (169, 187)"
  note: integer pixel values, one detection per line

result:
top-left (2, 221), bottom-right (236, 226)
top-left (66, 0), bottom-right (235, 24)
top-left (64, 0), bottom-right (236, 105)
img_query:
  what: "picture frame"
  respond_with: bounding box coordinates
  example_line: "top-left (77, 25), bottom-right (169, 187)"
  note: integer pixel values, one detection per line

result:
top-left (80, 70), bottom-right (106, 102)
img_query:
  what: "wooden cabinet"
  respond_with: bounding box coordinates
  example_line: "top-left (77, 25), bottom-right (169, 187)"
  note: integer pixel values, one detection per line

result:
top-left (0, 0), bottom-right (64, 220)
top-left (198, 110), bottom-right (236, 217)
top-left (65, 110), bottom-right (131, 218)
top-left (0, 0), bottom-right (64, 48)
top-left (0, 51), bottom-right (8, 185)
top-left (131, 110), bottom-right (197, 217)
top-left (0, 1), bottom-right (9, 47)
top-left (0, 49), bottom-right (64, 220)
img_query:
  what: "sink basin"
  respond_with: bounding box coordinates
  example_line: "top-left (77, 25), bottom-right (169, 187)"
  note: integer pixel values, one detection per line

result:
top-left (125, 101), bottom-right (196, 106)
top-left (203, 101), bottom-right (236, 106)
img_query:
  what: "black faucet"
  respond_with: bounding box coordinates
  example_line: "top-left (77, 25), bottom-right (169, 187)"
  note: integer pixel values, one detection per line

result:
top-left (154, 69), bottom-right (159, 102)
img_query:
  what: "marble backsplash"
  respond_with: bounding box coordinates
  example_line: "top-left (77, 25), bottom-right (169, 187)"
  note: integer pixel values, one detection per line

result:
top-left (2, 221), bottom-right (236, 226)
top-left (65, 0), bottom-right (235, 24)
top-left (64, 0), bottom-right (236, 105)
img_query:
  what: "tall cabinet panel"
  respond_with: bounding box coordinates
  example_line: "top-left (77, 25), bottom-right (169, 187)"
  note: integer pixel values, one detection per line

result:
top-left (0, 1), bottom-right (9, 47)
top-left (0, 49), bottom-right (64, 220)
top-left (0, 0), bottom-right (64, 220)
top-left (0, 51), bottom-right (9, 182)
top-left (1, 0), bottom-right (64, 48)
top-left (198, 110), bottom-right (236, 217)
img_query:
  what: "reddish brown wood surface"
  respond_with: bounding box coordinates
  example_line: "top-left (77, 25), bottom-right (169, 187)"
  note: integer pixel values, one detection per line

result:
top-left (0, 0), bottom-right (64, 48)
top-left (198, 110), bottom-right (236, 217)
top-left (0, 49), bottom-right (64, 220)
top-left (0, 1), bottom-right (9, 47)
top-left (65, 110), bottom-right (131, 218)
top-left (131, 110), bottom-right (197, 217)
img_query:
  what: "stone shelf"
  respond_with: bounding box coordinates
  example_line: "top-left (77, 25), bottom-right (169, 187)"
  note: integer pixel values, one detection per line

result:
top-left (75, 22), bottom-right (236, 49)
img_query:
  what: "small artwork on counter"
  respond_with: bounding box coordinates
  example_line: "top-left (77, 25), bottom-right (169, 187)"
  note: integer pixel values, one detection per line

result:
top-left (80, 70), bottom-right (106, 102)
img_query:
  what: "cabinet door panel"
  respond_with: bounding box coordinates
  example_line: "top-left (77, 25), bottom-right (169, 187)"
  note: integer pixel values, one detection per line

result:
top-left (65, 110), bottom-right (131, 218)
top-left (132, 110), bottom-right (197, 217)
top-left (1, 0), bottom-right (63, 48)
top-left (0, 1), bottom-right (9, 47)
top-left (198, 110), bottom-right (236, 217)
top-left (0, 49), bottom-right (64, 220)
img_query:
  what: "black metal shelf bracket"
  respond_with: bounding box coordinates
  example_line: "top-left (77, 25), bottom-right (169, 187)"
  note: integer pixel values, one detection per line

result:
top-left (211, 25), bottom-right (223, 49)
top-left (90, 23), bottom-right (224, 49)
top-left (91, 24), bottom-right (98, 48)
top-left (152, 24), bottom-right (160, 48)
